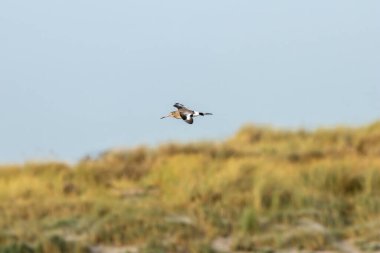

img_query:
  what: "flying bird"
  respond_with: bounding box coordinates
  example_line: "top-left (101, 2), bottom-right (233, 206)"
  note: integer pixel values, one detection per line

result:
top-left (161, 103), bottom-right (213, 124)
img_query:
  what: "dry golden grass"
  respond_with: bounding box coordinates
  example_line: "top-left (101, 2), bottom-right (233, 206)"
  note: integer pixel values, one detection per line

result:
top-left (1, 122), bottom-right (380, 252)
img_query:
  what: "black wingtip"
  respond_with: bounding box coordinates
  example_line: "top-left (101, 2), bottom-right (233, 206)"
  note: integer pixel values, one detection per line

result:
top-left (173, 103), bottom-right (185, 109)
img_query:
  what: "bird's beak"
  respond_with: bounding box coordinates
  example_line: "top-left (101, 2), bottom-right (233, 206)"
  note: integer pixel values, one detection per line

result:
top-left (160, 114), bottom-right (170, 119)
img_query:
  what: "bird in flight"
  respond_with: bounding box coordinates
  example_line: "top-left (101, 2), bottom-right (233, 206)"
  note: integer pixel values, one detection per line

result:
top-left (161, 103), bottom-right (213, 124)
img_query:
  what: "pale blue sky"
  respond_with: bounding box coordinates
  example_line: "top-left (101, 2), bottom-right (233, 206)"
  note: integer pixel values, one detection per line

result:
top-left (1, 1), bottom-right (379, 163)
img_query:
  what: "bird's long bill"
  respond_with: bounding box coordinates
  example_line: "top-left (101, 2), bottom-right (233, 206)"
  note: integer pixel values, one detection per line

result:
top-left (160, 114), bottom-right (170, 119)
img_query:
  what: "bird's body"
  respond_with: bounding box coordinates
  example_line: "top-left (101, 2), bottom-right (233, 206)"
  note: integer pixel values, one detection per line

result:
top-left (161, 103), bottom-right (212, 124)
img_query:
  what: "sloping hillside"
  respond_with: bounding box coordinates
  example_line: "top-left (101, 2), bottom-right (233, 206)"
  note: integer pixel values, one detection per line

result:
top-left (1, 122), bottom-right (380, 252)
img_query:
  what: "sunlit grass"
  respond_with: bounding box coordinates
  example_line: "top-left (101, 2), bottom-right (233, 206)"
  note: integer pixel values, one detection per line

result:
top-left (1, 122), bottom-right (380, 252)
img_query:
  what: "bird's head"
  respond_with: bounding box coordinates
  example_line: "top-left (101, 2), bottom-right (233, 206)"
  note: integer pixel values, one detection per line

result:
top-left (160, 111), bottom-right (177, 119)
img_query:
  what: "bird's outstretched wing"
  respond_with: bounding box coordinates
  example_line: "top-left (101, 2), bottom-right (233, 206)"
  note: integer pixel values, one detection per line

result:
top-left (180, 112), bottom-right (193, 124)
top-left (173, 103), bottom-right (186, 109)
top-left (184, 118), bottom-right (193, 124)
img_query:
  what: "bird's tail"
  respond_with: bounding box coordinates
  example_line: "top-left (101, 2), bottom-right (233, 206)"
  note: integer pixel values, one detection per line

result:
top-left (198, 112), bottom-right (213, 116)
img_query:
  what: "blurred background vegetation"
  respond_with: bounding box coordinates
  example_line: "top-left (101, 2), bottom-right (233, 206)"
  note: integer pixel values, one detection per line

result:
top-left (1, 122), bottom-right (380, 253)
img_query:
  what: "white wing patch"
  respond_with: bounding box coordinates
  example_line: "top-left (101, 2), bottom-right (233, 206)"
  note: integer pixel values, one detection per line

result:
top-left (183, 113), bottom-right (193, 124)
top-left (193, 111), bottom-right (200, 117)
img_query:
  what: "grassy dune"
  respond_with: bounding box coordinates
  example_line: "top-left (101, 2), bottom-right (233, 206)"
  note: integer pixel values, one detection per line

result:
top-left (1, 122), bottom-right (380, 252)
